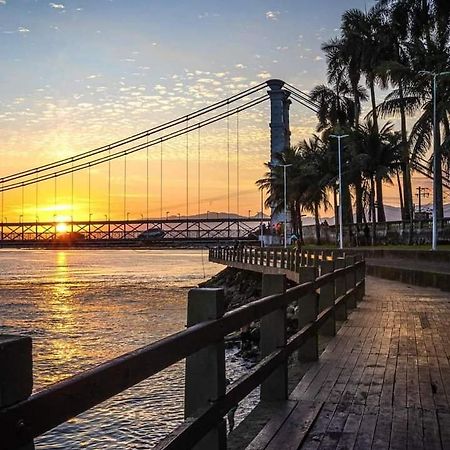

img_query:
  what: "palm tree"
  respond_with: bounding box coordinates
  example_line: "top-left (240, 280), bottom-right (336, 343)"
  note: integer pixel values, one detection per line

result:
top-left (378, 0), bottom-right (450, 219)
top-left (297, 137), bottom-right (331, 244)
top-left (353, 119), bottom-right (401, 241)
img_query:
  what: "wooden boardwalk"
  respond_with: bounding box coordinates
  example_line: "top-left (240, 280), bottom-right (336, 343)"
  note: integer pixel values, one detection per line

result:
top-left (247, 276), bottom-right (450, 449)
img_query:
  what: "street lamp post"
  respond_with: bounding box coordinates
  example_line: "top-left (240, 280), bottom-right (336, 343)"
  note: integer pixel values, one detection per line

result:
top-left (330, 134), bottom-right (349, 250)
top-left (419, 70), bottom-right (450, 250)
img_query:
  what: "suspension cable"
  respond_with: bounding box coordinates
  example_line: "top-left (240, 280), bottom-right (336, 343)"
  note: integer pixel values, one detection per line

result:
top-left (0, 83), bottom-right (268, 185)
top-left (0, 95), bottom-right (269, 193)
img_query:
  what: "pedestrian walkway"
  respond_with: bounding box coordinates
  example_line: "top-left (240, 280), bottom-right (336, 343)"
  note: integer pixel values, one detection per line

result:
top-left (245, 276), bottom-right (450, 449)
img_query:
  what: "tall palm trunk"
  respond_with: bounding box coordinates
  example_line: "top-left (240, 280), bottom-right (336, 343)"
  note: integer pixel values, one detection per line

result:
top-left (398, 78), bottom-right (414, 222)
top-left (354, 173), bottom-right (364, 223)
top-left (296, 200), bottom-right (304, 245)
top-left (396, 169), bottom-right (404, 214)
top-left (375, 176), bottom-right (386, 222)
top-left (370, 176), bottom-right (376, 245)
top-left (314, 202), bottom-right (321, 245)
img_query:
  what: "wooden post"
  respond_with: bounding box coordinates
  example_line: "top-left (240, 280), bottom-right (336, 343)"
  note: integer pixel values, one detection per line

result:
top-left (334, 257), bottom-right (347, 322)
top-left (297, 267), bottom-right (319, 361)
top-left (260, 274), bottom-right (287, 401)
top-left (319, 260), bottom-right (336, 336)
top-left (185, 289), bottom-right (226, 450)
top-left (345, 256), bottom-right (357, 309)
top-left (0, 335), bottom-right (35, 450)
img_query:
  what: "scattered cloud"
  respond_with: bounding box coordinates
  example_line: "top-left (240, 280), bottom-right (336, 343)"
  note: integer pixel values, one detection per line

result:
top-left (17, 27), bottom-right (30, 33)
top-left (235, 64), bottom-right (246, 69)
top-left (265, 11), bottom-right (280, 21)
top-left (0, 1), bottom-right (6, 5)
top-left (49, 3), bottom-right (64, 9)
top-left (314, 56), bottom-right (323, 61)
top-left (257, 71), bottom-right (271, 79)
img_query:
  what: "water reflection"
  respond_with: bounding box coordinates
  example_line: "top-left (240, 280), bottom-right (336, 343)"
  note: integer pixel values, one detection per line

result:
top-left (0, 249), bottom-right (228, 449)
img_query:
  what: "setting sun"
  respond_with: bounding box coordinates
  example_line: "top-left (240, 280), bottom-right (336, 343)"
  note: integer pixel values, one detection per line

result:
top-left (55, 222), bottom-right (68, 234)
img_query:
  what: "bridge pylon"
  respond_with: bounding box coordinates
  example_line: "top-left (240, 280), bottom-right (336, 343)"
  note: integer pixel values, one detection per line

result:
top-left (266, 79), bottom-right (292, 229)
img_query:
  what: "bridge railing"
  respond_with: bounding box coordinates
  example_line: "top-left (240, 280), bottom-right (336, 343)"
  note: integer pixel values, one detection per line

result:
top-left (0, 248), bottom-right (365, 450)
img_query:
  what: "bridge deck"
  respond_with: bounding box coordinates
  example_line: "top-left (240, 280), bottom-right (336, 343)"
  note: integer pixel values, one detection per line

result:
top-left (246, 276), bottom-right (450, 449)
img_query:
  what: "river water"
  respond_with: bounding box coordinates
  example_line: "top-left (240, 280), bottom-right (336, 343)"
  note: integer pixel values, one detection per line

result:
top-left (0, 249), bottom-right (258, 449)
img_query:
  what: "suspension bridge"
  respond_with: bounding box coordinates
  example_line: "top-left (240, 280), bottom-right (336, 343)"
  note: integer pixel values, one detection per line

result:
top-left (0, 79), bottom-right (448, 245)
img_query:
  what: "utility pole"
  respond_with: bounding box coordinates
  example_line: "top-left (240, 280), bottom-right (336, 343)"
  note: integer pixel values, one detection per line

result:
top-left (415, 186), bottom-right (430, 213)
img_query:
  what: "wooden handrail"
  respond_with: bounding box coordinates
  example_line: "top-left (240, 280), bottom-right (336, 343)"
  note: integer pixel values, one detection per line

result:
top-left (0, 247), bottom-right (365, 450)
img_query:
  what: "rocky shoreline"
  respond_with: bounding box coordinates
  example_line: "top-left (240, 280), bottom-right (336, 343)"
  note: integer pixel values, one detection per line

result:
top-left (199, 267), bottom-right (299, 358)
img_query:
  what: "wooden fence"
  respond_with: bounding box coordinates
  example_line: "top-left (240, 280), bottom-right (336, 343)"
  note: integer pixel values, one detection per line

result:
top-left (0, 247), bottom-right (365, 450)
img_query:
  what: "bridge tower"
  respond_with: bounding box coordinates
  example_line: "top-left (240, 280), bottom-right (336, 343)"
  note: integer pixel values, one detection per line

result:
top-left (267, 79), bottom-right (292, 228)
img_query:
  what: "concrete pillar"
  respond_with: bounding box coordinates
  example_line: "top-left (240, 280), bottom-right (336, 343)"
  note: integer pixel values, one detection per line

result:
top-left (185, 289), bottom-right (226, 450)
top-left (267, 79), bottom-right (291, 224)
top-left (319, 260), bottom-right (336, 336)
top-left (260, 274), bottom-right (287, 401)
top-left (297, 267), bottom-right (319, 361)
top-left (283, 92), bottom-right (292, 150)
top-left (0, 335), bottom-right (35, 450)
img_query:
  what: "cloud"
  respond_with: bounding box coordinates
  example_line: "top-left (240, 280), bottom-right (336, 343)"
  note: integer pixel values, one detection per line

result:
top-left (235, 63), bottom-right (246, 69)
top-left (257, 71), bottom-right (271, 79)
top-left (49, 3), bottom-right (64, 9)
top-left (265, 11), bottom-right (280, 21)
top-left (17, 27), bottom-right (30, 33)
top-left (0, 1), bottom-right (6, 5)
top-left (314, 56), bottom-right (323, 61)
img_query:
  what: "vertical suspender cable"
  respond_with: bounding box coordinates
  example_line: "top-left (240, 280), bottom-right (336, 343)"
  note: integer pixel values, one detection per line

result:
top-left (35, 172), bottom-right (38, 221)
top-left (54, 174), bottom-right (57, 220)
top-left (123, 152), bottom-right (127, 221)
top-left (197, 125), bottom-right (201, 217)
top-left (1, 181), bottom-right (3, 223)
top-left (71, 161), bottom-right (74, 222)
top-left (108, 149), bottom-right (111, 221)
top-left (227, 102), bottom-right (230, 218)
top-left (88, 164), bottom-right (91, 221)
top-left (71, 162), bottom-right (74, 229)
top-left (186, 117), bottom-right (189, 219)
top-left (146, 134), bottom-right (149, 220)
top-left (160, 139), bottom-right (163, 221)
top-left (236, 110), bottom-right (240, 217)
top-left (21, 183), bottom-right (24, 222)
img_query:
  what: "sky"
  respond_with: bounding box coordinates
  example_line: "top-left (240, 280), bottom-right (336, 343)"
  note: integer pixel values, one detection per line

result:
top-left (3, 0), bottom-right (429, 223)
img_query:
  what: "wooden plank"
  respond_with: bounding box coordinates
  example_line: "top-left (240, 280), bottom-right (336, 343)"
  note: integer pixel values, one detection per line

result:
top-left (371, 406), bottom-right (392, 449)
top-left (299, 402), bottom-right (338, 450)
top-left (265, 401), bottom-right (324, 450)
top-left (353, 405), bottom-right (378, 449)
top-left (389, 407), bottom-right (407, 450)
top-left (407, 407), bottom-right (424, 450)
top-left (245, 400), bottom-right (298, 450)
top-left (335, 404), bottom-right (364, 450)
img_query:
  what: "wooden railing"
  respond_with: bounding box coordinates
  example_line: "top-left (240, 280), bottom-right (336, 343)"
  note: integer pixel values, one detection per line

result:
top-left (0, 247), bottom-right (365, 450)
